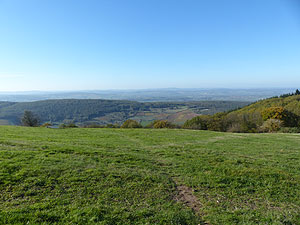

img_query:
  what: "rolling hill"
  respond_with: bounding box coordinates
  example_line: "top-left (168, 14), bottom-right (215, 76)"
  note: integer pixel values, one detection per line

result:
top-left (0, 99), bottom-right (249, 126)
top-left (231, 94), bottom-right (300, 116)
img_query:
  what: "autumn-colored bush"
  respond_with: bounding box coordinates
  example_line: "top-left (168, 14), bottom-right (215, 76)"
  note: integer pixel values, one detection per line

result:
top-left (40, 122), bottom-right (52, 128)
top-left (261, 107), bottom-right (299, 127)
top-left (152, 120), bottom-right (176, 129)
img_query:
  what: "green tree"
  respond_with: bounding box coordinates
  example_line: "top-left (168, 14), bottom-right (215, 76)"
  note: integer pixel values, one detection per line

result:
top-left (226, 113), bottom-right (261, 133)
top-left (183, 115), bottom-right (211, 130)
top-left (207, 112), bottom-right (228, 132)
top-left (21, 110), bottom-right (40, 127)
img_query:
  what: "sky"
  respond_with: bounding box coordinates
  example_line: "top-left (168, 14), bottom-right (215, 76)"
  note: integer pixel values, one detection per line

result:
top-left (0, 0), bottom-right (300, 91)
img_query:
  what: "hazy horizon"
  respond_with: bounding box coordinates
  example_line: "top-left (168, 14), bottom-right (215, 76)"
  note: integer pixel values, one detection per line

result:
top-left (0, 87), bottom-right (298, 94)
top-left (0, 87), bottom-right (296, 103)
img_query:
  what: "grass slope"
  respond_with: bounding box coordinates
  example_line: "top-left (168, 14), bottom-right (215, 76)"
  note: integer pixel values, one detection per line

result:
top-left (0, 126), bottom-right (300, 224)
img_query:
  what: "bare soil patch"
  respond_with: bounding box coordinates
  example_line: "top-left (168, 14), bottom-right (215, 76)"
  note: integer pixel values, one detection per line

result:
top-left (174, 182), bottom-right (202, 215)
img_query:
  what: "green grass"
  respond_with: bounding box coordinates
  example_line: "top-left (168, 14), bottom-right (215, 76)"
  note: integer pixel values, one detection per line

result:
top-left (0, 126), bottom-right (300, 224)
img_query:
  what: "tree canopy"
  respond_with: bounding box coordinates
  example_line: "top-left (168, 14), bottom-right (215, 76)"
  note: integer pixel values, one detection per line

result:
top-left (21, 110), bottom-right (40, 127)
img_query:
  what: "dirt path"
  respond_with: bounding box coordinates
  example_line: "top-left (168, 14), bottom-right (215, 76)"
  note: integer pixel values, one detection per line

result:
top-left (174, 184), bottom-right (202, 213)
top-left (173, 179), bottom-right (211, 225)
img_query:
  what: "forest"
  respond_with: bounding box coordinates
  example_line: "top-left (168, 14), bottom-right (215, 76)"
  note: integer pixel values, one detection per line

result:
top-left (0, 99), bottom-right (248, 126)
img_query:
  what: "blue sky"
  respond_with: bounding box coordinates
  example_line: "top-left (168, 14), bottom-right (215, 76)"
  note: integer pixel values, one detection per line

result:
top-left (0, 0), bottom-right (300, 91)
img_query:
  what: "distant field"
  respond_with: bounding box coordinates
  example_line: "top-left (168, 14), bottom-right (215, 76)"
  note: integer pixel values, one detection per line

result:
top-left (0, 126), bottom-right (300, 224)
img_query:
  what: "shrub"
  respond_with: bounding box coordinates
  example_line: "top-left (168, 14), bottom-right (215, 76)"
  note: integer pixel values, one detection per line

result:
top-left (152, 120), bottom-right (176, 129)
top-left (259, 119), bottom-right (283, 133)
top-left (226, 113), bottom-right (262, 133)
top-left (59, 123), bottom-right (67, 129)
top-left (59, 123), bottom-right (78, 129)
top-left (183, 115), bottom-right (211, 130)
top-left (67, 123), bottom-right (78, 128)
top-left (121, 120), bottom-right (142, 128)
top-left (105, 123), bottom-right (120, 128)
top-left (40, 122), bottom-right (52, 128)
top-left (278, 127), bottom-right (300, 133)
top-left (145, 120), bottom-right (158, 128)
top-left (207, 112), bottom-right (228, 132)
top-left (83, 124), bottom-right (105, 128)
top-left (227, 123), bottom-right (244, 133)
top-left (227, 122), bottom-right (257, 133)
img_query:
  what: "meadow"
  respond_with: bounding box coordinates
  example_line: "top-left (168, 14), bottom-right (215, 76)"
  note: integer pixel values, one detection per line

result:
top-left (0, 126), bottom-right (300, 224)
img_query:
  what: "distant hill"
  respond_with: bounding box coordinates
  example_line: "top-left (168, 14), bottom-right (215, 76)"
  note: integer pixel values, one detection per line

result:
top-left (0, 99), bottom-right (249, 125)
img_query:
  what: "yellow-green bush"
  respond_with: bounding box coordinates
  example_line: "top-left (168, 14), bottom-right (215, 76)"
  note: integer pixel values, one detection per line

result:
top-left (121, 120), bottom-right (142, 128)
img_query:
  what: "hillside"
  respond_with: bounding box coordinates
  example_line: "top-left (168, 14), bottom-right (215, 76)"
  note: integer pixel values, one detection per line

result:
top-left (182, 94), bottom-right (300, 133)
top-left (0, 99), bottom-right (248, 125)
top-left (232, 95), bottom-right (300, 116)
top-left (0, 126), bottom-right (299, 224)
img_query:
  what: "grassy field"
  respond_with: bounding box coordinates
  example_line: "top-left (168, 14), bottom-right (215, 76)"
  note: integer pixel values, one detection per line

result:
top-left (0, 126), bottom-right (300, 224)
